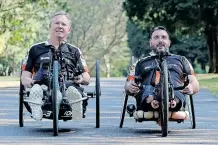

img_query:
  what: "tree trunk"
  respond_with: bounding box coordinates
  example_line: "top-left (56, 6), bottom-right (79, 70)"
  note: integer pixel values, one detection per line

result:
top-left (104, 54), bottom-right (110, 78)
top-left (215, 26), bottom-right (218, 73)
top-left (205, 24), bottom-right (216, 73)
top-left (12, 53), bottom-right (15, 76)
top-left (200, 63), bottom-right (206, 73)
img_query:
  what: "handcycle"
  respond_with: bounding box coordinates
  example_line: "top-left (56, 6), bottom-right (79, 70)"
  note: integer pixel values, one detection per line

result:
top-left (19, 47), bottom-right (101, 136)
top-left (120, 54), bottom-right (196, 137)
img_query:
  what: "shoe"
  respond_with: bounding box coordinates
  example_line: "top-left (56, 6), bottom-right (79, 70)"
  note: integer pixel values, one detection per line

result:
top-left (151, 100), bottom-right (159, 109)
top-left (127, 104), bottom-right (136, 117)
top-left (28, 84), bottom-right (43, 121)
top-left (169, 100), bottom-right (176, 108)
top-left (66, 86), bottom-right (83, 120)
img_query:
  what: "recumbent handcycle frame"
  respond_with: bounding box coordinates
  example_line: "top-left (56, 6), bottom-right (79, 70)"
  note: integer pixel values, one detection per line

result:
top-left (120, 54), bottom-right (196, 137)
top-left (19, 46), bottom-right (101, 136)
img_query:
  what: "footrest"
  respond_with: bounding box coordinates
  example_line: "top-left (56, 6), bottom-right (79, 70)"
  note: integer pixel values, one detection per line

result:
top-left (69, 97), bottom-right (88, 104)
top-left (42, 102), bottom-right (73, 120)
top-left (59, 101), bottom-right (72, 119)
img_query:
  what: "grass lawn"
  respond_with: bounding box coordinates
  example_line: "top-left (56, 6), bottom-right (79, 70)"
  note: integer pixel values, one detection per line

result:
top-left (0, 74), bottom-right (217, 96)
top-left (197, 74), bottom-right (218, 96)
top-left (0, 76), bottom-right (20, 81)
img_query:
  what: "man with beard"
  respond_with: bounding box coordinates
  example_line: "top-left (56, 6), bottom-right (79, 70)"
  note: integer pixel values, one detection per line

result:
top-left (124, 26), bottom-right (199, 121)
top-left (21, 11), bottom-right (90, 121)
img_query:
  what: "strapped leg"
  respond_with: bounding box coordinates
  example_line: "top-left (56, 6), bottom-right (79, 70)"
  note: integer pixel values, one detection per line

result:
top-left (169, 91), bottom-right (186, 111)
top-left (140, 85), bottom-right (160, 111)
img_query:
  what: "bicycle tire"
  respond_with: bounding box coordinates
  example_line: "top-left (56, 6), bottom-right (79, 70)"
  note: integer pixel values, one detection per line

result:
top-left (52, 61), bottom-right (59, 136)
top-left (190, 95), bottom-right (196, 129)
top-left (96, 60), bottom-right (100, 128)
top-left (160, 60), bottom-right (169, 137)
top-left (119, 94), bottom-right (128, 128)
top-left (19, 81), bottom-right (24, 127)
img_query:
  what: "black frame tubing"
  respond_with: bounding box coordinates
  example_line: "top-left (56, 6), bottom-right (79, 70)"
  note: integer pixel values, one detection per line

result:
top-left (160, 60), bottom-right (169, 137)
top-left (52, 61), bottom-right (59, 136)
top-left (96, 60), bottom-right (100, 128)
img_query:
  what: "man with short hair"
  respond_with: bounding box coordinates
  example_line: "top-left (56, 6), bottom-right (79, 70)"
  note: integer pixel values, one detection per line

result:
top-left (124, 26), bottom-right (199, 120)
top-left (21, 11), bottom-right (90, 120)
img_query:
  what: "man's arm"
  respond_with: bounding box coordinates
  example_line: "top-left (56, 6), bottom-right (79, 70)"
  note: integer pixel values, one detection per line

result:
top-left (21, 46), bottom-right (36, 88)
top-left (189, 75), bottom-right (200, 94)
top-left (21, 71), bottom-right (34, 88)
top-left (72, 46), bottom-right (90, 85)
top-left (181, 56), bottom-right (200, 95)
top-left (124, 80), bottom-right (140, 96)
top-left (124, 56), bottom-right (141, 96)
top-left (81, 72), bottom-right (90, 85)
top-left (181, 75), bottom-right (199, 95)
top-left (73, 72), bottom-right (90, 85)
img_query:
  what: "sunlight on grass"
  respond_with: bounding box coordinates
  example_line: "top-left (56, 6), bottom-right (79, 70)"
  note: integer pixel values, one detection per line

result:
top-left (196, 74), bottom-right (218, 80)
top-left (0, 76), bottom-right (20, 81)
top-left (198, 77), bottom-right (218, 96)
top-left (0, 74), bottom-right (217, 96)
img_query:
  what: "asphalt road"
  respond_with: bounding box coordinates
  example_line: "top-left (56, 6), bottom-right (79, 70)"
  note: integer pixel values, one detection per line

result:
top-left (0, 78), bottom-right (218, 145)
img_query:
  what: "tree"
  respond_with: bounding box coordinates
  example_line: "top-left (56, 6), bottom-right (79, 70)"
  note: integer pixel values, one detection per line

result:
top-left (0, 0), bottom-right (34, 75)
top-left (0, 0), bottom-right (66, 75)
top-left (126, 20), bottom-right (208, 72)
top-left (123, 0), bottom-right (218, 73)
top-left (61, 0), bottom-right (129, 77)
top-left (126, 20), bottom-right (150, 58)
top-left (0, 0), bottom-right (130, 77)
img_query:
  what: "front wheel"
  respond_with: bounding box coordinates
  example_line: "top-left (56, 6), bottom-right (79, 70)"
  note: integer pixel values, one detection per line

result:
top-left (189, 95), bottom-right (196, 129)
top-left (160, 60), bottom-right (169, 137)
top-left (19, 82), bottom-right (24, 127)
top-left (52, 61), bottom-right (59, 136)
top-left (119, 94), bottom-right (128, 128)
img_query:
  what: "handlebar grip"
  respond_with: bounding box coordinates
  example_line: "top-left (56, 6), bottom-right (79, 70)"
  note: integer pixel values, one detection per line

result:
top-left (174, 86), bottom-right (185, 90)
top-left (174, 78), bottom-right (189, 90)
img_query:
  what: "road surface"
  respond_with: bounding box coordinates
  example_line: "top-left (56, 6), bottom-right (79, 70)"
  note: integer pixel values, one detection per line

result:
top-left (0, 78), bottom-right (218, 144)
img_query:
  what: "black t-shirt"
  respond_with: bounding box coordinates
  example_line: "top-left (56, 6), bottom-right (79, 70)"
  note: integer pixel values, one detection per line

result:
top-left (24, 41), bottom-right (88, 77)
top-left (135, 54), bottom-right (194, 88)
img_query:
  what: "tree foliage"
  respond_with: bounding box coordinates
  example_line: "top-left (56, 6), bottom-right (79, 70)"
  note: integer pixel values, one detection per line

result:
top-left (0, 0), bottom-right (64, 75)
top-left (63, 0), bottom-right (129, 77)
top-left (0, 0), bottom-right (129, 77)
top-left (123, 0), bottom-right (218, 73)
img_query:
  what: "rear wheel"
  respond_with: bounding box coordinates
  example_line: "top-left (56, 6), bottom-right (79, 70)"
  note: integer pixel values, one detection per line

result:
top-left (160, 60), bottom-right (169, 137)
top-left (52, 61), bottom-right (59, 136)
top-left (95, 60), bottom-right (100, 128)
top-left (119, 94), bottom-right (128, 128)
top-left (189, 95), bottom-right (196, 129)
top-left (19, 82), bottom-right (24, 127)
